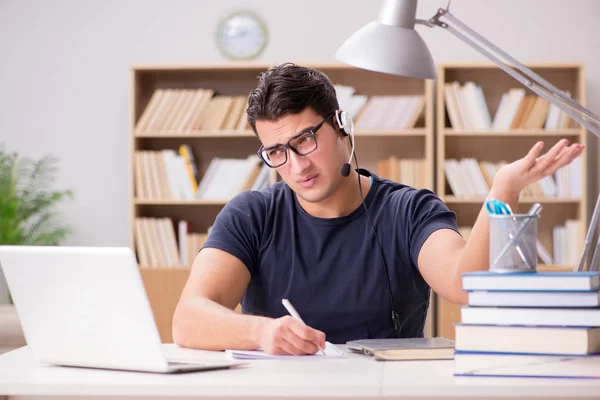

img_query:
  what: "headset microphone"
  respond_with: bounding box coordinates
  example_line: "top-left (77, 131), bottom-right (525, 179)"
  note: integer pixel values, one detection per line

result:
top-left (341, 163), bottom-right (351, 177)
top-left (341, 137), bottom-right (354, 177)
top-left (336, 110), bottom-right (355, 178)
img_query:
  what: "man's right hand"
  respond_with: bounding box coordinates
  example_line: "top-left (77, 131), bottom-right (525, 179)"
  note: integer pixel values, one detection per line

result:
top-left (259, 316), bottom-right (326, 355)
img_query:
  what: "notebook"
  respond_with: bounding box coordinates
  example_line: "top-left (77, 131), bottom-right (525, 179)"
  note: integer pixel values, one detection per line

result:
top-left (346, 337), bottom-right (455, 361)
top-left (225, 341), bottom-right (346, 360)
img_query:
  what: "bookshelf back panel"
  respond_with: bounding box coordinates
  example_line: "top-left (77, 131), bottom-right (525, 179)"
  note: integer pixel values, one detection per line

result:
top-left (443, 66), bottom-right (581, 119)
top-left (354, 136), bottom-right (426, 174)
top-left (444, 135), bottom-right (580, 163)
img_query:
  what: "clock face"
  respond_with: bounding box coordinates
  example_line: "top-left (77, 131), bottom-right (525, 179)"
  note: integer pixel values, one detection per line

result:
top-left (216, 11), bottom-right (268, 60)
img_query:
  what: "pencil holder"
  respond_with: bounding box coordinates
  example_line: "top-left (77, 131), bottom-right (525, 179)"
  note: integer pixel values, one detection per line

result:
top-left (489, 214), bottom-right (539, 273)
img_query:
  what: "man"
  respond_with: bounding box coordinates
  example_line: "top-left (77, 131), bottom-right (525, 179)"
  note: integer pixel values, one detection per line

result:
top-left (172, 63), bottom-right (584, 355)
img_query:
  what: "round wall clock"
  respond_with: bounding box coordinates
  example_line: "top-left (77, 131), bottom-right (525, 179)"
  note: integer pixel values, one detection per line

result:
top-left (216, 11), bottom-right (268, 60)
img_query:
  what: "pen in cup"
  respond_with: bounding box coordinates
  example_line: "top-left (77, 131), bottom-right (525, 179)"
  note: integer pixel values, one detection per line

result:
top-left (281, 298), bottom-right (326, 355)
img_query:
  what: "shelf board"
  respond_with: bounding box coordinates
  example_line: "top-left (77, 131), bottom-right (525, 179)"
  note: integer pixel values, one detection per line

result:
top-left (134, 129), bottom-right (427, 138)
top-left (135, 198), bottom-right (228, 206)
top-left (444, 129), bottom-right (580, 137)
top-left (443, 196), bottom-right (580, 204)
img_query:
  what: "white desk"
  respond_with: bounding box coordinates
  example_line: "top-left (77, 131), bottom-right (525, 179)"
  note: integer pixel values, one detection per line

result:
top-left (0, 344), bottom-right (598, 400)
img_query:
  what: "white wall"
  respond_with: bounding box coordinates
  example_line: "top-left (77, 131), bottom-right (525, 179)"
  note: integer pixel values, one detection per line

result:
top-left (1, 0), bottom-right (599, 249)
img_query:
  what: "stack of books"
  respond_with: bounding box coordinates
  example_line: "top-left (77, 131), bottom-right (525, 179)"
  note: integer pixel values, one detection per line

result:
top-left (454, 270), bottom-right (600, 378)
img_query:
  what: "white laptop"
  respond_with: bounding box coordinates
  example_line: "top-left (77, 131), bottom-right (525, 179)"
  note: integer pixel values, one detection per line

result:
top-left (0, 245), bottom-right (244, 373)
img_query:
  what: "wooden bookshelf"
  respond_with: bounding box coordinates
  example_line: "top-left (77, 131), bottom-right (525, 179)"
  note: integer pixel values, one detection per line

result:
top-left (130, 63), bottom-right (436, 342)
top-left (435, 62), bottom-right (588, 340)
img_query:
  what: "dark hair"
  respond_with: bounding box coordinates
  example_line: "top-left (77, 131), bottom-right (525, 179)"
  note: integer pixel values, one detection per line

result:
top-left (246, 63), bottom-right (339, 134)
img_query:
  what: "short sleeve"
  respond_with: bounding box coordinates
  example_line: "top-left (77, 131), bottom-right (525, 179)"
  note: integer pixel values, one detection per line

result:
top-left (200, 191), bottom-right (264, 275)
top-left (404, 189), bottom-right (459, 269)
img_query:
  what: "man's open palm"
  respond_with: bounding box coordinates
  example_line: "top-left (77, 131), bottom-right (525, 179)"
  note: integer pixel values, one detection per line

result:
top-left (493, 139), bottom-right (585, 196)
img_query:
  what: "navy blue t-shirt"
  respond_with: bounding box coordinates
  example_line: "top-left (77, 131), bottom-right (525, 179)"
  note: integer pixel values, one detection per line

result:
top-left (201, 169), bottom-right (459, 343)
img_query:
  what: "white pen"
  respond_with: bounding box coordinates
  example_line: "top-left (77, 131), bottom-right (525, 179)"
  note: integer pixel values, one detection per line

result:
top-left (281, 298), bottom-right (326, 355)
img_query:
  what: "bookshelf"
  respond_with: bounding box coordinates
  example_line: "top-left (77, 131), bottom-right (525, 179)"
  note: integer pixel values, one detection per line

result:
top-left (435, 62), bottom-right (588, 340)
top-left (130, 63), bottom-right (436, 342)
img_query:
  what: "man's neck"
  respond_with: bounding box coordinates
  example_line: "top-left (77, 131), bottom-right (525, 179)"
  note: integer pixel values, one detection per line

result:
top-left (298, 171), bottom-right (371, 219)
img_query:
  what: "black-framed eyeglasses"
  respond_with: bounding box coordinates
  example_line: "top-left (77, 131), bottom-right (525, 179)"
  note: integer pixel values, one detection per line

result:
top-left (257, 112), bottom-right (335, 168)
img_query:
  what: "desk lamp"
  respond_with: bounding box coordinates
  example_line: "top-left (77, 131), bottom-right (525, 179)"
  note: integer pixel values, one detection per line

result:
top-left (335, 0), bottom-right (600, 271)
top-left (335, 0), bottom-right (600, 137)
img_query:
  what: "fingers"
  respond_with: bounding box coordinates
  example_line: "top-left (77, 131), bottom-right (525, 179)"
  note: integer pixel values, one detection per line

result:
top-left (288, 318), bottom-right (326, 347)
top-left (535, 139), bottom-right (584, 175)
top-left (286, 320), bottom-right (326, 354)
top-left (536, 139), bottom-right (569, 172)
top-left (544, 142), bottom-right (585, 176)
top-left (272, 338), bottom-right (308, 356)
top-left (524, 141), bottom-right (545, 169)
top-left (272, 316), bottom-right (325, 355)
top-left (266, 339), bottom-right (300, 356)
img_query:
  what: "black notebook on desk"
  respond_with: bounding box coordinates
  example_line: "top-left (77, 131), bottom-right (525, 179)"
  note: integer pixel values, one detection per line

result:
top-left (346, 337), bottom-right (455, 361)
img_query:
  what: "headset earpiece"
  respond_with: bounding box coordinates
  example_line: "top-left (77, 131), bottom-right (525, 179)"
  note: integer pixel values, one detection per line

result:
top-left (335, 109), bottom-right (354, 137)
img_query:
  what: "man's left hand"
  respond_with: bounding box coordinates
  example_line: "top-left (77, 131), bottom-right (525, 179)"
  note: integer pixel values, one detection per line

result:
top-left (492, 139), bottom-right (584, 198)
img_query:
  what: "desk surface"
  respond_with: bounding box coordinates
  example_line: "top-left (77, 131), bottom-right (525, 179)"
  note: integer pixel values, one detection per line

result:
top-left (0, 344), bottom-right (599, 399)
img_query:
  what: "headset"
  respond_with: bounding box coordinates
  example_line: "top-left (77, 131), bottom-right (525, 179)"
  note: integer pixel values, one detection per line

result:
top-left (335, 109), bottom-right (355, 178)
top-left (335, 109), bottom-right (430, 338)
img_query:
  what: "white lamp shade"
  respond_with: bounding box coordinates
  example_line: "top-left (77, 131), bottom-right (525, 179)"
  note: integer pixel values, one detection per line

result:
top-left (335, 21), bottom-right (436, 80)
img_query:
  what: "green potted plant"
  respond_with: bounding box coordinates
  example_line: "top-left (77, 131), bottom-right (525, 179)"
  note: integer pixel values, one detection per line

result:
top-left (0, 144), bottom-right (73, 303)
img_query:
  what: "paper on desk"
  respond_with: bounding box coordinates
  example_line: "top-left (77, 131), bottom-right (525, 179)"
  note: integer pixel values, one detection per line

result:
top-left (225, 341), bottom-right (346, 359)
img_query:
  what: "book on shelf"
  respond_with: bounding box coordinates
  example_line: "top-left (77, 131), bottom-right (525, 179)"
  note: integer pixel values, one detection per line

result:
top-left (137, 85), bottom-right (426, 134)
top-left (135, 217), bottom-right (208, 268)
top-left (444, 81), bottom-right (573, 131)
top-left (196, 155), bottom-right (270, 200)
top-left (177, 220), bottom-right (208, 267)
top-left (135, 150), bottom-right (271, 201)
top-left (135, 88), bottom-right (250, 133)
top-left (443, 156), bottom-right (582, 198)
top-left (553, 219), bottom-right (583, 265)
top-left (334, 84), bottom-right (425, 130)
top-left (134, 217), bottom-right (181, 268)
top-left (376, 156), bottom-right (426, 189)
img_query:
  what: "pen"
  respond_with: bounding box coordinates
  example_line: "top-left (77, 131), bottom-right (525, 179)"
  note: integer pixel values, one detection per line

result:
top-left (281, 298), bottom-right (326, 355)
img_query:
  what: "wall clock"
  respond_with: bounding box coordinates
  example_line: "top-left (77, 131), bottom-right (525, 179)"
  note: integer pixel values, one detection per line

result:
top-left (216, 11), bottom-right (268, 60)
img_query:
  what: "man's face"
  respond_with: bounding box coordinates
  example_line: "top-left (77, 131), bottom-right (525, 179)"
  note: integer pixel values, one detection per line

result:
top-left (256, 108), bottom-right (347, 204)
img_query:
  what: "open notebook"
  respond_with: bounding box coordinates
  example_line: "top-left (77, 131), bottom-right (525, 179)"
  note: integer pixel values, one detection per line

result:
top-left (226, 342), bottom-right (346, 360)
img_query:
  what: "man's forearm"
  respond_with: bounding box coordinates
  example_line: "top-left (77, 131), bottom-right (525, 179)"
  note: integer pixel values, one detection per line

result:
top-left (172, 297), bottom-right (269, 351)
top-left (452, 187), bottom-right (520, 303)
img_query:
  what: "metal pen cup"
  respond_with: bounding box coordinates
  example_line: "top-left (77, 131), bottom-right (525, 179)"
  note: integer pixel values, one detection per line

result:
top-left (489, 213), bottom-right (539, 273)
